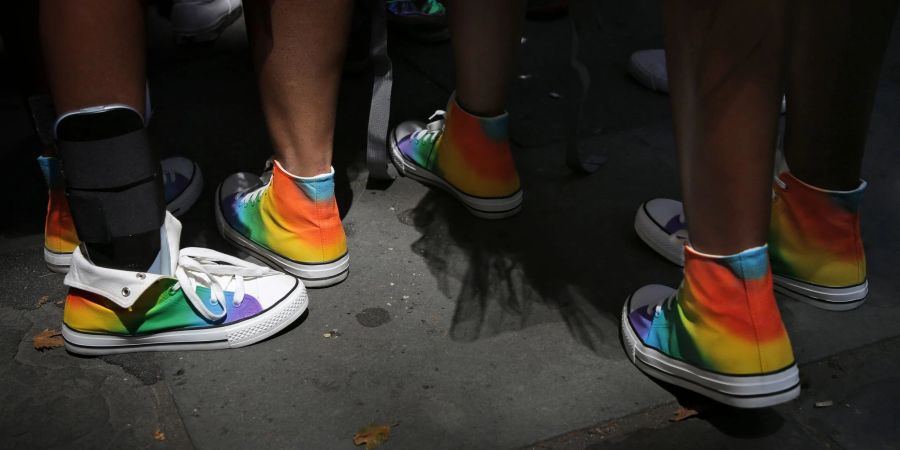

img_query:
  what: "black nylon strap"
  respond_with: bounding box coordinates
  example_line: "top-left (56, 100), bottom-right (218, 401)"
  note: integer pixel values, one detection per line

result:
top-left (65, 177), bottom-right (164, 242)
top-left (57, 127), bottom-right (164, 242)
top-left (58, 128), bottom-right (159, 190)
top-left (366, 0), bottom-right (398, 182)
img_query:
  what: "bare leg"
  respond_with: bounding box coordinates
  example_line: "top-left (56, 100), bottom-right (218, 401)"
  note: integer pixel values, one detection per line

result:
top-left (40, 0), bottom-right (145, 115)
top-left (447, 0), bottom-right (526, 116)
top-left (784, 0), bottom-right (899, 190)
top-left (663, 0), bottom-right (786, 254)
top-left (244, 0), bottom-right (352, 177)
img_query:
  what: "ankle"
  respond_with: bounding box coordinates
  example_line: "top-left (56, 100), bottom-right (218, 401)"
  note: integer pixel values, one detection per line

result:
top-left (451, 94), bottom-right (508, 120)
top-left (273, 153), bottom-right (332, 178)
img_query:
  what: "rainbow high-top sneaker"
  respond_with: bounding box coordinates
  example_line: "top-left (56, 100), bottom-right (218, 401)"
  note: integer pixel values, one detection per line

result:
top-left (215, 160), bottom-right (349, 288)
top-left (40, 156), bottom-right (80, 272)
top-left (622, 245), bottom-right (799, 408)
top-left (634, 172), bottom-right (868, 311)
top-left (389, 96), bottom-right (522, 219)
top-left (769, 172), bottom-right (867, 310)
top-left (39, 155), bottom-right (203, 273)
top-left (62, 211), bottom-right (308, 355)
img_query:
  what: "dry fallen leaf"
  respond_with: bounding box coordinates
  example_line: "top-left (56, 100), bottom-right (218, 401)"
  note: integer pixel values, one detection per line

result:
top-left (153, 429), bottom-right (166, 441)
top-left (35, 296), bottom-right (50, 308)
top-left (33, 328), bottom-right (64, 351)
top-left (670, 407), bottom-right (700, 422)
top-left (353, 424), bottom-right (396, 449)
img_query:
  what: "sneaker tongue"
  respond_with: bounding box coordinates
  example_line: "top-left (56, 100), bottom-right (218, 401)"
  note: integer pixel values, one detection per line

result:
top-left (147, 246), bottom-right (164, 275)
top-left (155, 211), bottom-right (183, 276)
top-left (146, 218), bottom-right (173, 275)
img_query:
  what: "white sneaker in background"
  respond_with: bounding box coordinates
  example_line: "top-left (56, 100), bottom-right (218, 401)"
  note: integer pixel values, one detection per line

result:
top-left (170, 0), bottom-right (243, 43)
top-left (628, 49), bottom-right (669, 93)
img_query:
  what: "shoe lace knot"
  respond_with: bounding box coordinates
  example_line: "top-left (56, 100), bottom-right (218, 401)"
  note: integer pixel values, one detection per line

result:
top-left (239, 182), bottom-right (270, 206)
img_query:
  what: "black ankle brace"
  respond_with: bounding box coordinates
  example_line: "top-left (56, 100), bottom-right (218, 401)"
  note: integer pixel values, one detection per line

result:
top-left (56, 106), bottom-right (164, 270)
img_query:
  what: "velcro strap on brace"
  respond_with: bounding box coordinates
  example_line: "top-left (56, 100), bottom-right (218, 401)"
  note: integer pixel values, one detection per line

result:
top-left (57, 128), bottom-right (164, 242)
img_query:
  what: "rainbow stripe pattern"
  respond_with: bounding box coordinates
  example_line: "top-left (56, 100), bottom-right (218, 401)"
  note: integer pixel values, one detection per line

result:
top-left (221, 161), bottom-right (347, 264)
top-left (397, 97), bottom-right (520, 198)
top-left (628, 245), bottom-right (795, 375)
top-left (64, 282), bottom-right (263, 334)
top-left (39, 156), bottom-right (80, 255)
top-left (769, 172), bottom-right (866, 288)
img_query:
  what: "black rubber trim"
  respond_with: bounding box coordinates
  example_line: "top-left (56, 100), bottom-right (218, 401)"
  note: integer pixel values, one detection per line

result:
top-left (639, 360), bottom-right (801, 400)
top-left (295, 268), bottom-right (349, 283)
top-left (773, 274), bottom-right (867, 290)
top-left (64, 336), bottom-right (228, 349)
top-left (774, 284), bottom-right (867, 306)
top-left (44, 247), bottom-right (71, 256)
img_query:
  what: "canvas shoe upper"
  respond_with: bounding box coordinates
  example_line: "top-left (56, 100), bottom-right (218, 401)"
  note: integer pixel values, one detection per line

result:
top-left (769, 172), bottom-right (868, 309)
top-left (40, 155), bottom-right (203, 273)
top-left (216, 161), bottom-right (349, 287)
top-left (622, 244), bottom-right (799, 408)
top-left (62, 211), bottom-right (308, 354)
top-left (389, 96), bottom-right (523, 218)
top-left (40, 156), bottom-right (79, 270)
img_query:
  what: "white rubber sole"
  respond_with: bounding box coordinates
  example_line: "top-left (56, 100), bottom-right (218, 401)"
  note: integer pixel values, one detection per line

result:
top-left (62, 278), bottom-right (308, 355)
top-left (389, 133), bottom-right (523, 219)
top-left (773, 275), bottom-right (867, 311)
top-left (43, 248), bottom-right (71, 274)
top-left (634, 202), bottom-right (685, 266)
top-left (214, 186), bottom-right (349, 288)
top-left (42, 162), bottom-right (204, 274)
top-left (621, 299), bottom-right (800, 409)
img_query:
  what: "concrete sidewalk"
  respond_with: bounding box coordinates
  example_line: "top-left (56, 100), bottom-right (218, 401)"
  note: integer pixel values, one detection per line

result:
top-left (2, 2), bottom-right (900, 448)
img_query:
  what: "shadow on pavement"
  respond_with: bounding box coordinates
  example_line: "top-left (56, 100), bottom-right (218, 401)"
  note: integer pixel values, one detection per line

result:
top-left (402, 173), bottom-right (623, 353)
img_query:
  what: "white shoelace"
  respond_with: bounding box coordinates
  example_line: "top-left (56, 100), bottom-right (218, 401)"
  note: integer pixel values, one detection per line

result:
top-left (171, 247), bottom-right (281, 322)
top-left (410, 110), bottom-right (446, 144)
top-left (240, 182), bottom-right (269, 206)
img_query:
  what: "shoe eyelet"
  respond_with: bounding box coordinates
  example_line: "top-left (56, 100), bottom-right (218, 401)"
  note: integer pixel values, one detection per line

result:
top-left (121, 287), bottom-right (131, 297)
top-left (136, 272), bottom-right (146, 280)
